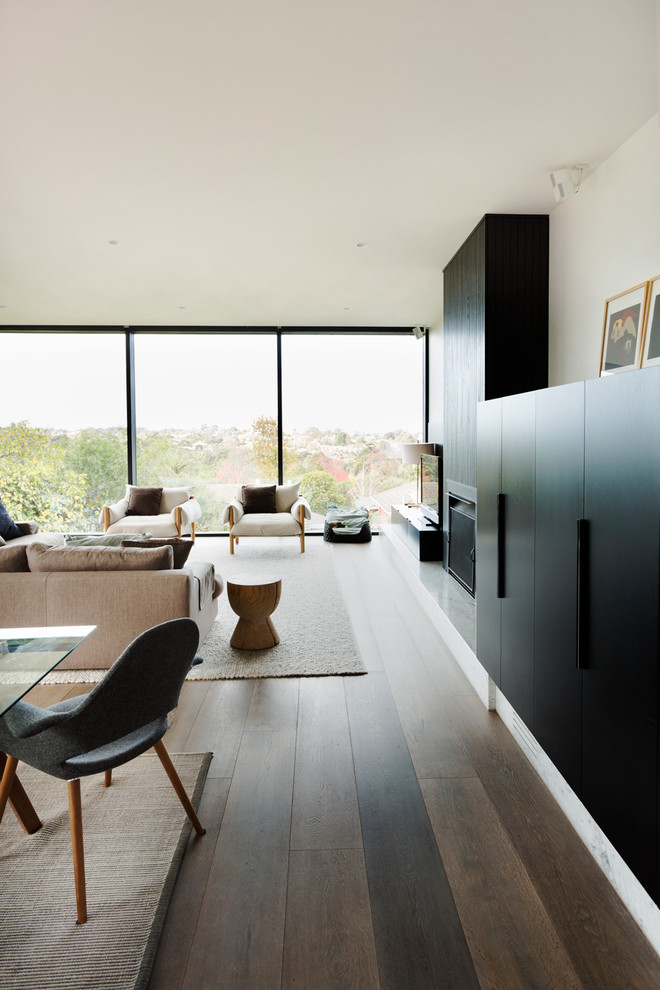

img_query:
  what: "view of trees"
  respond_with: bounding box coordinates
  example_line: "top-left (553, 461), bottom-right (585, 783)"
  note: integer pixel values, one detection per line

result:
top-left (1, 418), bottom-right (418, 533)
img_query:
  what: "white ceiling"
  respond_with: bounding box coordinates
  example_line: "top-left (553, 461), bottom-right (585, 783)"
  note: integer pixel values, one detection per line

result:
top-left (1, 0), bottom-right (657, 329)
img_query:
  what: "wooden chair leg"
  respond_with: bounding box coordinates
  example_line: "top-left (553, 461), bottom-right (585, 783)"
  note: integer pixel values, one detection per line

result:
top-left (104, 770), bottom-right (112, 787)
top-left (175, 505), bottom-right (182, 538)
top-left (191, 521), bottom-right (195, 543)
top-left (153, 740), bottom-right (205, 836)
top-left (299, 506), bottom-right (305, 553)
top-left (67, 779), bottom-right (87, 924)
top-left (0, 754), bottom-right (18, 825)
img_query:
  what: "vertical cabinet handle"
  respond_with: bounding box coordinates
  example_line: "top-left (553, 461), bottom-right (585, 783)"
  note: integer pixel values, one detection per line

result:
top-left (576, 518), bottom-right (589, 669)
top-left (496, 493), bottom-right (505, 599)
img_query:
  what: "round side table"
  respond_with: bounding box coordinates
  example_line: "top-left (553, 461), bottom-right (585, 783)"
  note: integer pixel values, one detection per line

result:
top-left (226, 574), bottom-right (282, 650)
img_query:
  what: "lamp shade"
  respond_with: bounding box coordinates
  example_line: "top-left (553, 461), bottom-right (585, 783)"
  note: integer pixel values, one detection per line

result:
top-left (400, 442), bottom-right (435, 465)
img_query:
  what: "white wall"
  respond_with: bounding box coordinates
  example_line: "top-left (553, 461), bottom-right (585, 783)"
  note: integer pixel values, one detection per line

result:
top-left (549, 115), bottom-right (660, 386)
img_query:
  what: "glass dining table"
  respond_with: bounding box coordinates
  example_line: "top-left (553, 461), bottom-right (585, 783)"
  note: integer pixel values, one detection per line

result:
top-left (0, 625), bottom-right (96, 833)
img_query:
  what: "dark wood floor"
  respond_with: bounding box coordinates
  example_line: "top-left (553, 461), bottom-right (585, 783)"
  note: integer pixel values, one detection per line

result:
top-left (28, 537), bottom-right (660, 989)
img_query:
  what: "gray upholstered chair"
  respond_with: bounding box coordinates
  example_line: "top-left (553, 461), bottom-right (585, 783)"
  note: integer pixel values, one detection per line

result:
top-left (0, 618), bottom-right (205, 924)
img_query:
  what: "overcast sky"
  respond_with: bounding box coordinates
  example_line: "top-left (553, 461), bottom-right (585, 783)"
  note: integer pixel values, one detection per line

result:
top-left (1, 331), bottom-right (423, 435)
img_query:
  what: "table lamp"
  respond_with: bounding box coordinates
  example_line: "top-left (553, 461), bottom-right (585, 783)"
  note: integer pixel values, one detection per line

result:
top-left (401, 443), bottom-right (435, 506)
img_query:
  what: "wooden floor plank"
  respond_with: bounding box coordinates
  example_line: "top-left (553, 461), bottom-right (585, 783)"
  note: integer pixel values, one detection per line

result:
top-left (147, 776), bottom-right (231, 990)
top-left (245, 676), bottom-right (299, 731)
top-left (446, 694), bottom-right (660, 990)
top-left (181, 678), bottom-right (255, 777)
top-left (421, 776), bottom-right (582, 990)
top-left (282, 849), bottom-right (381, 990)
top-left (164, 681), bottom-right (211, 751)
top-left (346, 542), bottom-right (475, 780)
top-left (329, 545), bottom-right (385, 672)
top-left (182, 728), bottom-right (296, 990)
top-left (290, 677), bottom-right (362, 850)
top-left (345, 671), bottom-right (480, 990)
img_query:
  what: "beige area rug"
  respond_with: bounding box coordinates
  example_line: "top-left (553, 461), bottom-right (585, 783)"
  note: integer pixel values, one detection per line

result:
top-left (41, 538), bottom-right (366, 682)
top-left (0, 752), bottom-right (211, 990)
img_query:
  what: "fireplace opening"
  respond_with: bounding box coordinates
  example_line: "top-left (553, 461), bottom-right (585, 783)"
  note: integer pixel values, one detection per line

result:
top-left (446, 486), bottom-right (476, 596)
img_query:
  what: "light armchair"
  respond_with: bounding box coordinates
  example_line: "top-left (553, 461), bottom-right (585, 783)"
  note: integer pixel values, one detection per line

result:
top-left (221, 483), bottom-right (311, 554)
top-left (100, 486), bottom-right (202, 541)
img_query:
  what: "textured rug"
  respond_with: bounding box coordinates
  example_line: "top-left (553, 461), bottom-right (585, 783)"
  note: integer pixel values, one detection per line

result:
top-left (0, 752), bottom-right (211, 990)
top-left (38, 539), bottom-right (366, 682)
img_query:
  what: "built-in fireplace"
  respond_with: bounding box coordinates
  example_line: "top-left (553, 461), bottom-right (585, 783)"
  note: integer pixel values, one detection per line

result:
top-left (445, 480), bottom-right (477, 596)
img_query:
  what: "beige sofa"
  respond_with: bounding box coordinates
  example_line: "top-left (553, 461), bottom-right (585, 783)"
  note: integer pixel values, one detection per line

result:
top-left (0, 527), bottom-right (222, 670)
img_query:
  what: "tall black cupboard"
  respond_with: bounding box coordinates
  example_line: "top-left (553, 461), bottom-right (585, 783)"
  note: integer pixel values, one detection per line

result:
top-left (476, 365), bottom-right (660, 900)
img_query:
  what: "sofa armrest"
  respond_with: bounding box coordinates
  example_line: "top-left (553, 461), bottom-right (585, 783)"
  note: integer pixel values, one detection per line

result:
top-left (15, 521), bottom-right (39, 536)
top-left (222, 499), bottom-right (244, 525)
top-left (99, 497), bottom-right (129, 528)
top-left (174, 497), bottom-right (202, 527)
top-left (290, 497), bottom-right (311, 521)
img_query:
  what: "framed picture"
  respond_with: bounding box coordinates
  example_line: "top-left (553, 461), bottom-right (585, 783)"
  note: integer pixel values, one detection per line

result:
top-left (641, 275), bottom-right (660, 368)
top-left (599, 281), bottom-right (649, 376)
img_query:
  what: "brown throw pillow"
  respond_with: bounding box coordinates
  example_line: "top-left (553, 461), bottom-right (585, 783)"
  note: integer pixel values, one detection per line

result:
top-left (125, 486), bottom-right (163, 516)
top-left (121, 538), bottom-right (193, 569)
top-left (0, 545), bottom-right (29, 572)
top-left (26, 543), bottom-right (174, 572)
top-left (242, 484), bottom-right (277, 513)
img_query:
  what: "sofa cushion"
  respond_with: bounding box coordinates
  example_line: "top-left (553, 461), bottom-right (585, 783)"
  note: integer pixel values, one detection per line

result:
top-left (242, 485), bottom-right (277, 513)
top-left (275, 482), bottom-right (301, 512)
top-left (0, 545), bottom-right (30, 572)
top-left (125, 486), bottom-right (163, 516)
top-left (121, 537), bottom-right (193, 569)
top-left (65, 533), bottom-right (152, 547)
top-left (26, 542), bottom-right (174, 572)
top-left (0, 499), bottom-right (23, 542)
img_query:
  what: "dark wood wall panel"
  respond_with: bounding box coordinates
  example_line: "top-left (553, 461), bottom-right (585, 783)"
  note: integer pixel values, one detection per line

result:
top-left (443, 219), bottom-right (485, 490)
top-left (442, 214), bottom-right (548, 500)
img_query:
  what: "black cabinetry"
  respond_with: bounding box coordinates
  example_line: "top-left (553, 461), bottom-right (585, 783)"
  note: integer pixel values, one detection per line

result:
top-left (391, 505), bottom-right (443, 562)
top-left (476, 392), bottom-right (536, 726)
top-left (476, 366), bottom-right (660, 900)
top-left (533, 382), bottom-right (585, 794)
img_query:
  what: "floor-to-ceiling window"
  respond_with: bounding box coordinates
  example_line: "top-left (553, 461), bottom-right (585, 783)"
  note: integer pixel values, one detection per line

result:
top-left (133, 333), bottom-right (277, 531)
top-left (1, 328), bottom-right (424, 534)
top-left (0, 331), bottom-right (127, 532)
top-left (281, 332), bottom-right (423, 531)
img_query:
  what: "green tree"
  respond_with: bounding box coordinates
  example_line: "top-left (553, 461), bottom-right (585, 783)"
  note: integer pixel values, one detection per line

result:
top-left (250, 416), bottom-right (295, 481)
top-left (299, 469), bottom-right (345, 513)
top-left (0, 421), bottom-right (89, 530)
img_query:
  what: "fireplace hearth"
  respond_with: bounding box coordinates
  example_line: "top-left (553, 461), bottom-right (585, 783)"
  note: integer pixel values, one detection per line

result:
top-left (445, 481), bottom-right (477, 596)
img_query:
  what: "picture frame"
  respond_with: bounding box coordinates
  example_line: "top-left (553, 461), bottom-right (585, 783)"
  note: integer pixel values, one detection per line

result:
top-left (640, 274), bottom-right (660, 368)
top-left (599, 281), bottom-right (649, 376)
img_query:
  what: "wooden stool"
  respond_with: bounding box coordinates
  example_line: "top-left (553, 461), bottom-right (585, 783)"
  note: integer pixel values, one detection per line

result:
top-left (226, 575), bottom-right (282, 650)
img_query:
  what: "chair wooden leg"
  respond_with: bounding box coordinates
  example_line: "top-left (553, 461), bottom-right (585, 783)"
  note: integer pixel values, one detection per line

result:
top-left (153, 739), bottom-right (205, 836)
top-left (0, 754), bottom-right (18, 825)
top-left (299, 506), bottom-right (305, 553)
top-left (104, 770), bottom-right (112, 787)
top-left (67, 779), bottom-right (87, 924)
top-left (191, 521), bottom-right (195, 543)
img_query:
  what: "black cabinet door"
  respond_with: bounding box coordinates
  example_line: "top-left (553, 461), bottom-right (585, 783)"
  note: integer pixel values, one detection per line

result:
top-left (583, 367), bottom-right (660, 897)
top-left (476, 398), bottom-right (502, 684)
top-left (500, 392), bottom-right (536, 727)
top-left (534, 382), bottom-right (585, 792)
